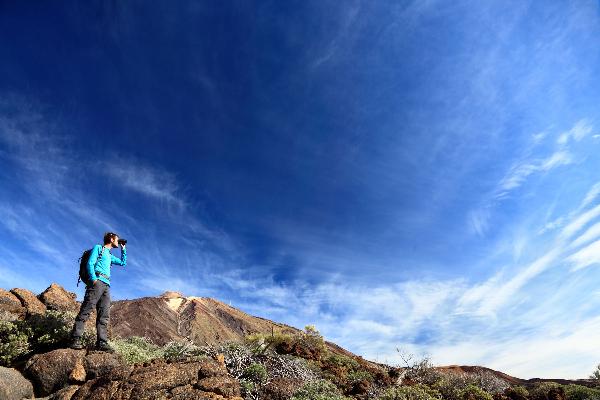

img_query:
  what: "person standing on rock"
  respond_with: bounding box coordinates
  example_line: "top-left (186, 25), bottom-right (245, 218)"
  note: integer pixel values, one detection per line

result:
top-left (70, 232), bottom-right (126, 352)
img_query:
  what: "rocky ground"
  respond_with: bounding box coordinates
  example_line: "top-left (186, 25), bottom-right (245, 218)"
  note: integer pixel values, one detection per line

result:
top-left (1, 283), bottom-right (598, 400)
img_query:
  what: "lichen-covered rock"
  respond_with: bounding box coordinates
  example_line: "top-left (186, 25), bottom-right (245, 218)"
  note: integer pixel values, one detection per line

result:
top-left (24, 348), bottom-right (85, 396)
top-left (71, 358), bottom-right (241, 400)
top-left (10, 288), bottom-right (46, 315)
top-left (0, 366), bottom-right (34, 399)
top-left (38, 284), bottom-right (79, 313)
top-left (0, 288), bottom-right (26, 319)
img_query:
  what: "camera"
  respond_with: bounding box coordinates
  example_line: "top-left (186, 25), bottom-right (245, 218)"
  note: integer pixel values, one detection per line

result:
top-left (118, 238), bottom-right (127, 245)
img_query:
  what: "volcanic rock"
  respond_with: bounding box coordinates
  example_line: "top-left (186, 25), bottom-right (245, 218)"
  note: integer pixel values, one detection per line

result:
top-left (0, 288), bottom-right (26, 319)
top-left (195, 375), bottom-right (241, 397)
top-left (259, 377), bottom-right (305, 400)
top-left (10, 288), bottom-right (46, 315)
top-left (71, 358), bottom-right (240, 400)
top-left (48, 385), bottom-right (80, 400)
top-left (24, 348), bottom-right (85, 396)
top-left (84, 351), bottom-right (123, 380)
top-left (0, 366), bottom-right (34, 400)
top-left (38, 283), bottom-right (79, 313)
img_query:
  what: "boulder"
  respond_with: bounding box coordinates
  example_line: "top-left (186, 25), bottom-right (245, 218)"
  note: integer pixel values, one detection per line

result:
top-left (24, 348), bottom-right (85, 396)
top-left (84, 351), bottom-right (123, 379)
top-left (0, 366), bottom-right (34, 400)
top-left (10, 288), bottom-right (46, 315)
top-left (38, 284), bottom-right (79, 313)
top-left (71, 358), bottom-right (241, 400)
top-left (0, 288), bottom-right (26, 319)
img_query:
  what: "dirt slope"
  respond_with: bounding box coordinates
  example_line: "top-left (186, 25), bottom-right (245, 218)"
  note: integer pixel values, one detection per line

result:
top-left (109, 291), bottom-right (301, 346)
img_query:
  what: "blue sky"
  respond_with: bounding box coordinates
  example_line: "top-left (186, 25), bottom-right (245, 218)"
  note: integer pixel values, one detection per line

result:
top-left (1, 1), bottom-right (600, 379)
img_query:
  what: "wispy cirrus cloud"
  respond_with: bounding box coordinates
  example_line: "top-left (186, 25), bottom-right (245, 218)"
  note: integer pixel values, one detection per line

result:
top-left (469, 119), bottom-right (594, 237)
top-left (0, 96), bottom-right (236, 299)
top-left (497, 119), bottom-right (593, 198)
top-left (102, 158), bottom-right (188, 211)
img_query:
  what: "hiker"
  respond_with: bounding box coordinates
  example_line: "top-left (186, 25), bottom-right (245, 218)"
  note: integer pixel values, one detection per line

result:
top-left (70, 232), bottom-right (127, 352)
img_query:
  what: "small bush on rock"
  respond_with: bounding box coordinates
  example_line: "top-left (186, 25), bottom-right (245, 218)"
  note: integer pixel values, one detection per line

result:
top-left (291, 379), bottom-right (352, 400)
top-left (243, 362), bottom-right (268, 384)
top-left (162, 339), bottom-right (205, 362)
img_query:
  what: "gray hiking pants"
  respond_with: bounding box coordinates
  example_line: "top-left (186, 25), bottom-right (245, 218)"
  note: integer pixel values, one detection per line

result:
top-left (71, 280), bottom-right (111, 344)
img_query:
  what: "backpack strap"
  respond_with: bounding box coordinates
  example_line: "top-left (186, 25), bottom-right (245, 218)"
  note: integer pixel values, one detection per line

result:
top-left (92, 246), bottom-right (106, 278)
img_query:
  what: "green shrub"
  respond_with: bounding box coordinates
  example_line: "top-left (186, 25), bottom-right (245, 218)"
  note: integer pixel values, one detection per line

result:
top-left (529, 382), bottom-right (562, 400)
top-left (25, 310), bottom-right (75, 347)
top-left (325, 353), bottom-right (360, 371)
top-left (505, 385), bottom-right (529, 400)
top-left (0, 310), bottom-right (98, 366)
top-left (240, 379), bottom-right (256, 398)
top-left (110, 336), bottom-right (163, 364)
top-left (377, 384), bottom-right (442, 400)
top-left (0, 320), bottom-right (30, 366)
top-left (22, 310), bottom-right (95, 351)
top-left (247, 325), bottom-right (326, 360)
top-left (291, 379), bottom-right (352, 400)
top-left (242, 363), bottom-right (268, 384)
top-left (299, 325), bottom-right (326, 355)
top-left (459, 384), bottom-right (493, 400)
top-left (431, 371), bottom-right (507, 400)
top-left (432, 375), bottom-right (468, 400)
top-left (162, 339), bottom-right (205, 361)
top-left (245, 332), bottom-right (295, 355)
top-left (564, 384), bottom-right (600, 400)
top-left (348, 369), bottom-right (374, 384)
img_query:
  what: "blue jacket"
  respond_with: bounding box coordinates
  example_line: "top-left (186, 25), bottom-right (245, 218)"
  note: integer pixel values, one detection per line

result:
top-left (87, 244), bottom-right (127, 286)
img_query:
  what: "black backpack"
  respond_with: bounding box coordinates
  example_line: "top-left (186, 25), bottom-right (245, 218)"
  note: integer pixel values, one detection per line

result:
top-left (77, 246), bottom-right (105, 287)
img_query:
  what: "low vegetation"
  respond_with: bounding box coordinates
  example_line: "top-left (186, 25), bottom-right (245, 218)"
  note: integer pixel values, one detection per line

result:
top-left (2, 311), bottom-right (600, 400)
top-left (0, 310), bottom-right (95, 366)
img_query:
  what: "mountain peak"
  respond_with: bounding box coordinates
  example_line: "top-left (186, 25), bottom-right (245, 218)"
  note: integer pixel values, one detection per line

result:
top-left (159, 291), bottom-right (184, 299)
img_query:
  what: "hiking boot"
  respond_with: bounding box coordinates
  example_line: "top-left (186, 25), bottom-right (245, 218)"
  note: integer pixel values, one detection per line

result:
top-left (70, 338), bottom-right (84, 350)
top-left (96, 341), bottom-right (115, 353)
